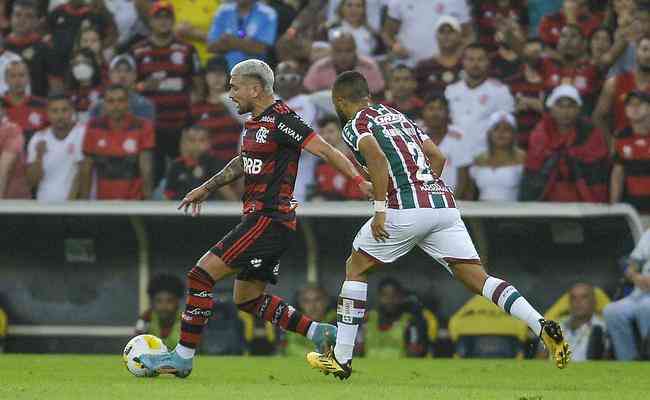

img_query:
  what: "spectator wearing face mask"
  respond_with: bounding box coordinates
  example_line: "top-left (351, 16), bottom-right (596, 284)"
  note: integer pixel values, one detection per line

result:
top-left (66, 48), bottom-right (104, 121)
top-left (74, 25), bottom-right (111, 81)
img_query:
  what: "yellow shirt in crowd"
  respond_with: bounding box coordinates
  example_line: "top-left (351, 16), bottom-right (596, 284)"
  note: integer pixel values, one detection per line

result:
top-left (170, 0), bottom-right (220, 64)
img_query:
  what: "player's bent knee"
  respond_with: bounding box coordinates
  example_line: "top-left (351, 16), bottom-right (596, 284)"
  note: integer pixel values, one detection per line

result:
top-left (196, 251), bottom-right (236, 282)
top-left (449, 262), bottom-right (488, 294)
top-left (345, 251), bottom-right (378, 280)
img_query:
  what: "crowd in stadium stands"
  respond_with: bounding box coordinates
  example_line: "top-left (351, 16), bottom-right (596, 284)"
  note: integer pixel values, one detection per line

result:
top-left (0, 0), bottom-right (648, 213)
top-left (1, 0), bottom-right (650, 359)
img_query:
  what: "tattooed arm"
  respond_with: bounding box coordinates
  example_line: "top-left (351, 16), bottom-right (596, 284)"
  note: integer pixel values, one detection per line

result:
top-left (178, 156), bottom-right (244, 216)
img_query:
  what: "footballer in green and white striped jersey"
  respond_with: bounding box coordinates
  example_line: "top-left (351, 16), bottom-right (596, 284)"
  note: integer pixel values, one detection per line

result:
top-left (341, 103), bottom-right (456, 210)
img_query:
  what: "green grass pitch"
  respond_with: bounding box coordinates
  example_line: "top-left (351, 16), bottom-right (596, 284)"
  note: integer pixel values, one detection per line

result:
top-left (1, 355), bottom-right (650, 400)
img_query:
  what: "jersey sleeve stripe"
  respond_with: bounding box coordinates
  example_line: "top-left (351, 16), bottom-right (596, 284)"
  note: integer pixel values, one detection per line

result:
top-left (300, 131), bottom-right (317, 148)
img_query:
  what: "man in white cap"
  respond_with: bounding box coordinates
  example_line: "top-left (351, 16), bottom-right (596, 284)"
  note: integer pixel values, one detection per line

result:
top-left (522, 84), bottom-right (609, 202)
top-left (89, 55), bottom-right (155, 121)
top-left (414, 15), bottom-right (464, 98)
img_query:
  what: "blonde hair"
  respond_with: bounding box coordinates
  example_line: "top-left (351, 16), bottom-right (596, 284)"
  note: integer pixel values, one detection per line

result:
top-left (231, 59), bottom-right (275, 95)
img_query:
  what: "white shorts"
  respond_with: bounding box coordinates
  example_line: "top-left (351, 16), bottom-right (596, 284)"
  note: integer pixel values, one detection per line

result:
top-left (352, 208), bottom-right (481, 273)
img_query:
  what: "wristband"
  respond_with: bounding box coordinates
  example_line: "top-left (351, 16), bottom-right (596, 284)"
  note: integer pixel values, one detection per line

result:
top-left (373, 200), bottom-right (386, 213)
top-left (352, 175), bottom-right (365, 187)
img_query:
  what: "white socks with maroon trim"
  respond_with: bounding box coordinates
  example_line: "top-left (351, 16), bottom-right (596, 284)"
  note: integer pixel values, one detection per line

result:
top-left (333, 281), bottom-right (367, 364)
top-left (482, 276), bottom-right (543, 335)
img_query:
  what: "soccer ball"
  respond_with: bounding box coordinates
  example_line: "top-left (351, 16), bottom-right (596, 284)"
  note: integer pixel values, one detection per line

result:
top-left (122, 334), bottom-right (168, 377)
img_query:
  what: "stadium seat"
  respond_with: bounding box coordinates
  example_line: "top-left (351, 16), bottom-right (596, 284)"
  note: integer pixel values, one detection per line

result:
top-left (543, 287), bottom-right (611, 321)
top-left (448, 296), bottom-right (529, 358)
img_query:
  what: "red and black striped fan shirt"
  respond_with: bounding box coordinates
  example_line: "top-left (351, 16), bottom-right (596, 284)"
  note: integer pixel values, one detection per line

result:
top-left (240, 101), bottom-right (316, 227)
top-left (191, 100), bottom-right (242, 163)
top-left (131, 38), bottom-right (199, 134)
top-left (614, 127), bottom-right (650, 213)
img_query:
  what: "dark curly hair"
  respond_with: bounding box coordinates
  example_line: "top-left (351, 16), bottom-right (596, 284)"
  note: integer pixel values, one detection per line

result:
top-left (147, 274), bottom-right (185, 299)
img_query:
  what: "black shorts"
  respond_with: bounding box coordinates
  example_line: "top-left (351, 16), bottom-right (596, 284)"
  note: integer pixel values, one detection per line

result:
top-left (210, 214), bottom-right (295, 284)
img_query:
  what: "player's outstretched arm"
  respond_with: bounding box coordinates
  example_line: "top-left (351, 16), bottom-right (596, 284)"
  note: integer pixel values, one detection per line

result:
top-left (304, 134), bottom-right (373, 199)
top-left (421, 138), bottom-right (446, 178)
top-left (178, 155), bottom-right (244, 216)
top-left (357, 135), bottom-right (390, 242)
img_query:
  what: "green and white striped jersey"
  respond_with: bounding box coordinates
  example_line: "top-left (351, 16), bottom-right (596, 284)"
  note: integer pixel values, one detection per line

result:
top-left (341, 103), bottom-right (455, 210)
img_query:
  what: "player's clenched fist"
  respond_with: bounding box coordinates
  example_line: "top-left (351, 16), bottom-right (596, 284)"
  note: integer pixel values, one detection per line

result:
top-left (178, 185), bottom-right (211, 217)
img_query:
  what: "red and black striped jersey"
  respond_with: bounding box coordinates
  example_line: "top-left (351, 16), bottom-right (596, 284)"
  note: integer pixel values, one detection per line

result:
top-left (613, 127), bottom-right (650, 213)
top-left (131, 38), bottom-right (200, 133)
top-left (1, 95), bottom-right (48, 143)
top-left (540, 57), bottom-right (603, 112)
top-left (190, 100), bottom-right (242, 162)
top-left (240, 101), bottom-right (316, 224)
top-left (507, 71), bottom-right (546, 150)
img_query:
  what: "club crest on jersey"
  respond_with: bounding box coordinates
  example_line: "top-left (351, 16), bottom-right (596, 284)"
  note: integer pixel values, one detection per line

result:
top-left (250, 258), bottom-right (262, 268)
top-left (278, 122), bottom-right (302, 141)
top-left (256, 127), bottom-right (269, 143)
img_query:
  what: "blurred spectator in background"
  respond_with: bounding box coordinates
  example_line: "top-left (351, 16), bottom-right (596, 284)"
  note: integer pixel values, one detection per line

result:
top-left (132, 2), bottom-right (201, 184)
top-left (594, 36), bottom-right (650, 140)
top-left (588, 27), bottom-right (613, 69)
top-left (527, 0), bottom-right (562, 38)
top-left (90, 55), bottom-right (155, 121)
top-left (47, 0), bottom-right (116, 76)
top-left (382, 0), bottom-right (472, 67)
top-left (0, 105), bottom-right (29, 199)
top-left (207, 0), bottom-right (278, 70)
top-left (475, 0), bottom-right (529, 53)
top-left (275, 60), bottom-right (318, 202)
top-left (606, 2), bottom-right (650, 77)
top-left (135, 274), bottom-right (184, 350)
top-left (610, 91), bottom-right (650, 213)
top-left (604, 228), bottom-right (650, 360)
top-left (165, 125), bottom-right (238, 201)
top-left (538, 0), bottom-right (603, 49)
top-left (26, 94), bottom-right (86, 202)
top-left (312, 115), bottom-right (365, 201)
top-left (284, 284), bottom-right (336, 356)
top-left (466, 111), bottom-right (524, 202)
top-left (74, 25), bottom-right (111, 80)
top-left (382, 65), bottom-right (423, 121)
top-left (5, 0), bottom-right (59, 97)
top-left (0, 41), bottom-right (22, 96)
top-left (66, 48), bottom-right (104, 120)
top-left (310, 41), bottom-right (332, 65)
top-left (2, 60), bottom-right (48, 142)
top-left (326, 0), bottom-right (386, 33)
top-left (539, 24), bottom-right (604, 113)
top-left (414, 16), bottom-right (463, 99)
top-left (80, 84), bottom-right (155, 200)
top-left (521, 85), bottom-right (609, 203)
top-left (507, 38), bottom-right (545, 150)
top-left (362, 278), bottom-right (434, 358)
top-left (191, 57), bottom-right (242, 169)
top-left (490, 15), bottom-right (525, 84)
top-left (446, 43), bottom-right (514, 158)
top-left (303, 33), bottom-right (384, 94)
top-left (169, 0), bottom-right (220, 64)
top-left (420, 94), bottom-right (470, 196)
top-left (539, 283), bottom-right (607, 362)
top-left (326, 0), bottom-right (379, 59)
top-left (104, 0), bottom-right (142, 51)
top-left (274, 34), bottom-right (312, 74)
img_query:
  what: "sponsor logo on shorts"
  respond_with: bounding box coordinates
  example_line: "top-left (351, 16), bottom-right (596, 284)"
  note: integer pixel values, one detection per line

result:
top-left (250, 258), bottom-right (263, 268)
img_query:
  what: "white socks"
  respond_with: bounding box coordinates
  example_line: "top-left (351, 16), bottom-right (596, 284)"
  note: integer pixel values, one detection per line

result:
top-left (306, 322), bottom-right (318, 340)
top-left (333, 281), bottom-right (368, 364)
top-left (482, 276), bottom-right (543, 335)
top-left (175, 343), bottom-right (196, 359)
